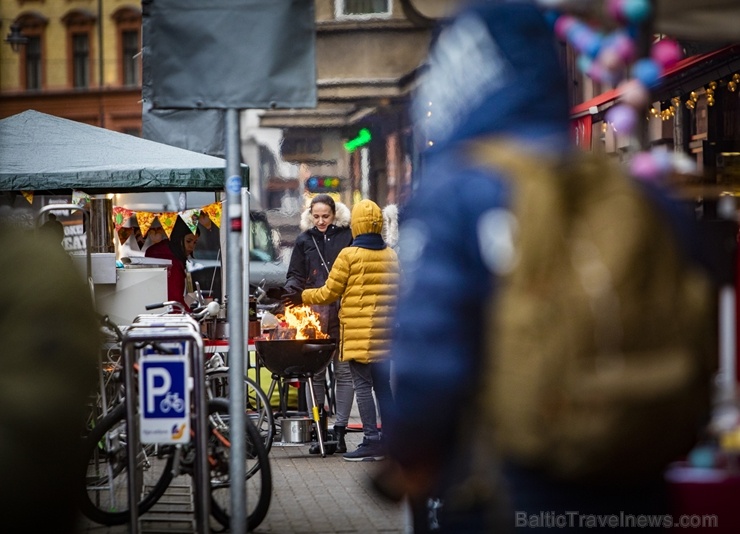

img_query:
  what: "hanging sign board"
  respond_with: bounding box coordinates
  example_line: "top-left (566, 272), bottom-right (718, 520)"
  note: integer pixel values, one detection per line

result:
top-left (145, 0), bottom-right (317, 110)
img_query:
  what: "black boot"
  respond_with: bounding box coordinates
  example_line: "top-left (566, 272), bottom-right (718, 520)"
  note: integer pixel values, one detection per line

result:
top-left (334, 425), bottom-right (347, 453)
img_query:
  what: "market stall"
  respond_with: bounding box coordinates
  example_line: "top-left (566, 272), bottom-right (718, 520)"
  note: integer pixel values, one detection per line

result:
top-left (0, 109), bottom-right (247, 323)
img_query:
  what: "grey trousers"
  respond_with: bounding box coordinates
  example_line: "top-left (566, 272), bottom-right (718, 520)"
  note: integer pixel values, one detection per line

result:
top-left (348, 358), bottom-right (393, 440)
top-left (310, 353), bottom-right (354, 427)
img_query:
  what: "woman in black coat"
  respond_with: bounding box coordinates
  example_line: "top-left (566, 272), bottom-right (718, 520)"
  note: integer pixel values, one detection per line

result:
top-left (284, 194), bottom-right (354, 453)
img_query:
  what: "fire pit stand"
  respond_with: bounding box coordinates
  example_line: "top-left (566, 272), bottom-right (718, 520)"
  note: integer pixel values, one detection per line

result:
top-left (254, 339), bottom-right (336, 457)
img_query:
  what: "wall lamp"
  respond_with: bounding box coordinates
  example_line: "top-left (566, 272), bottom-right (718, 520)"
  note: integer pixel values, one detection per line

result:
top-left (5, 22), bottom-right (28, 53)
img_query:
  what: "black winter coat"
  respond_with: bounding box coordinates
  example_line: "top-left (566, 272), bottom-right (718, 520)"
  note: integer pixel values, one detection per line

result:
top-left (286, 224), bottom-right (353, 292)
top-left (285, 222), bottom-right (353, 338)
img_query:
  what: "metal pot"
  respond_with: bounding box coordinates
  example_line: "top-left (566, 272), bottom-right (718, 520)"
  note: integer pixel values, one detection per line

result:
top-left (202, 318), bottom-right (229, 340)
top-left (281, 417), bottom-right (313, 443)
top-left (255, 338), bottom-right (336, 378)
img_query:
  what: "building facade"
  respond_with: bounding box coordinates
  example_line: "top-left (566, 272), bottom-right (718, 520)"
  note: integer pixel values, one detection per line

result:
top-left (569, 42), bottom-right (740, 205)
top-left (258, 0), bottom-right (441, 210)
top-left (2, 0), bottom-right (441, 212)
top-left (4, 1), bottom-right (739, 207)
top-left (1, 0), bottom-right (142, 132)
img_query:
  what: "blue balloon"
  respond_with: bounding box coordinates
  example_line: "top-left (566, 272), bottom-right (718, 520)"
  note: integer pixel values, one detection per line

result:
top-left (632, 58), bottom-right (662, 88)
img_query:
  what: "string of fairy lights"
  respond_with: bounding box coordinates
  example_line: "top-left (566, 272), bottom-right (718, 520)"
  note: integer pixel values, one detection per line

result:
top-left (648, 74), bottom-right (740, 121)
top-left (419, 1), bottom-right (735, 180)
top-left (542, 0), bottom-right (737, 180)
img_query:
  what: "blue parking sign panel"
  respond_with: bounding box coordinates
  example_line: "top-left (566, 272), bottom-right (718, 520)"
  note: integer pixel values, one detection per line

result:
top-left (139, 354), bottom-right (190, 444)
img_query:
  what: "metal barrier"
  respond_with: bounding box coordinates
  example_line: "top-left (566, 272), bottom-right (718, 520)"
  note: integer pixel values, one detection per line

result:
top-left (122, 313), bottom-right (210, 533)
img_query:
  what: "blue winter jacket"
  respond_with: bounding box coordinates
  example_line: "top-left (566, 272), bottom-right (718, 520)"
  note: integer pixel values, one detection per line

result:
top-left (385, 0), bottom-right (580, 471)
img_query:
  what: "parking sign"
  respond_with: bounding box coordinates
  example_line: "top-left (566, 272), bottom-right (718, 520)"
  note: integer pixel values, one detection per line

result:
top-left (139, 352), bottom-right (190, 444)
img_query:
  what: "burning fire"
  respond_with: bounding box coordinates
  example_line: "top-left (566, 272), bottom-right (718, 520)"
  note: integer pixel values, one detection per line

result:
top-left (279, 305), bottom-right (329, 340)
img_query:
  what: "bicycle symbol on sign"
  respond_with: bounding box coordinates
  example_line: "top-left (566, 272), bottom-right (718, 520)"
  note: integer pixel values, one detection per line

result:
top-left (159, 392), bottom-right (185, 413)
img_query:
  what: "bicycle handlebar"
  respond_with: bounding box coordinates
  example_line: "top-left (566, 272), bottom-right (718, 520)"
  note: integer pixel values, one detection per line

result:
top-left (144, 300), bottom-right (220, 322)
top-left (145, 300), bottom-right (188, 313)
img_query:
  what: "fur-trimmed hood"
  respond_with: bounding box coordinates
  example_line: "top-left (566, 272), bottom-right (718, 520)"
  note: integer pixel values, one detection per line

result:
top-left (299, 201), bottom-right (351, 232)
top-left (382, 204), bottom-right (399, 250)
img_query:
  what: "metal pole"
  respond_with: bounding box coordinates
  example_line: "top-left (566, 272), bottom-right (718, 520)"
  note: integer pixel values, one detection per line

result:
top-left (122, 338), bottom-right (140, 533)
top-left (225, 108), bottom-right (247, 533)
top-left (97, 0), bottom-right (105, 128)
top-left (191, 333), bottom-right (211, 533)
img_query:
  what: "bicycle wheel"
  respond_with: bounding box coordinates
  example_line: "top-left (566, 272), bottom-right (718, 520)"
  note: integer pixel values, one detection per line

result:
top-left (207, 398), bottom-right (273, 531)
top-left (206, 370), bottom-right (275, 453)
top-left (78, 402), bottom-right (174, 525)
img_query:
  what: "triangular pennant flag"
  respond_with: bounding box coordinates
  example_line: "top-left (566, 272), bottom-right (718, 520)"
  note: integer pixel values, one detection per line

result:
top-left (21, 191), bottom-right (33, 204)
top-left (202, 202), bottom-right (222, 228)
top-left (158, 212), bottom-right (179, 238)
top-left (112, 207), bottom-right (134, 231)
top-left (117, 226), bottom-right (133, 245)
top-left (72, 190), bottom-right (90, 207)
top-left (180, 209), bottom-right (201, 233)
top-left (136, 211), bottom-right (157, 237)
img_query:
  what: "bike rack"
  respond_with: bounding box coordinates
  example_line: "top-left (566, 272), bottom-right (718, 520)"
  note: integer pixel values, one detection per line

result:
top-left (122, 314), bottom-right (210, 534)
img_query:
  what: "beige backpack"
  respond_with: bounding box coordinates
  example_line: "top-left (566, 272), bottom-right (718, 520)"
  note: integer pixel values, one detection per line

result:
top-left (472, 140), bottom-right (716, 483)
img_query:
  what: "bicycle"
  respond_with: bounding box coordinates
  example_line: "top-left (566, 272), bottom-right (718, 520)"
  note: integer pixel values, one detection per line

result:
top-left (204, 352), bottom-right (276, 454)
top-left (144, 299), bottom-right (277, 453)
top-left (79, 303), bottom-right (273, 531)
top-left (78, 396), bottom-right (272, 530)
top-left (84, 314), bottom-right (127, 432)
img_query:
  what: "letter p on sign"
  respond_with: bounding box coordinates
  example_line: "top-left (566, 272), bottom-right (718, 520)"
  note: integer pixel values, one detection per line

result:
top-left (146, 367), bottom-right (171, 414)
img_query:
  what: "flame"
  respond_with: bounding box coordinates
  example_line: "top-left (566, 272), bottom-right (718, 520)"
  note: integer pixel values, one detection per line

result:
top-left (279, 305), bottom-right (329, 340)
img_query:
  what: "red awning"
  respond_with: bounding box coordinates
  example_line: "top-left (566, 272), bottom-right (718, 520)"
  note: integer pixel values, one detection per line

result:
top-left (570, 88), bottom-right (620, 118)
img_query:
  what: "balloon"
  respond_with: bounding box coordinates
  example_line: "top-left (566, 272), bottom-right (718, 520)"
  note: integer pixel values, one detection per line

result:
top-left (606, 104), bottom-right (638, 135)
top-left (632, 58), bottom-right (662, 88)
top-left (651, 39), bottom-right (683, 70)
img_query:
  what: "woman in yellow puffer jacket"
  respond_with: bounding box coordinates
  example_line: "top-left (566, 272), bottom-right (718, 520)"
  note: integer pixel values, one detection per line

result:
top-left (302, 199), bottom-right (400, 461)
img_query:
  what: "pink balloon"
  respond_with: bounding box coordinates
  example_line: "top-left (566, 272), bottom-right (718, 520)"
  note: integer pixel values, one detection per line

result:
top-left (605, 0), bottom-right (625, 22)
top-left (554, 15), bottom-right (577, 41)
top-left (610, 32), bottom-right (637, 64)
top-left (651, 39), bottom-right (683, 70)
top-left (630, 152), bottom-right (661, 181)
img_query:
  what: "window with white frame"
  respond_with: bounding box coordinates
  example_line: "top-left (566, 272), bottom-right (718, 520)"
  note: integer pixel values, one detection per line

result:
top-left (337, 0), bottom-right (391, 18)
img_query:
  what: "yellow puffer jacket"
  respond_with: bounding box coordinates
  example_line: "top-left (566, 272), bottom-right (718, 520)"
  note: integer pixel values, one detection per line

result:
top-left (302, 200), bottom-right (399, 364)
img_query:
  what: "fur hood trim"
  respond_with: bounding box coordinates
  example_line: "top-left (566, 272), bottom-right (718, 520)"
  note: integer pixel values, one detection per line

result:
top-left (300, 201), bottom-right (351, 232)
top-left (382, 204), bottom-right (399, 249)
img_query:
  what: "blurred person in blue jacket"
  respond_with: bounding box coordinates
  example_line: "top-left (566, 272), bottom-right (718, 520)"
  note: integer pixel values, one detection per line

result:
top-left (378, 1), bottom-right (707, 532)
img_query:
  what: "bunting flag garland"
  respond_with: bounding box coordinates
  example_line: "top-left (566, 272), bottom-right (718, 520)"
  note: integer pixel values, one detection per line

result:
top-left (115, 201), bottom-right (223, 239)
top-left (21, 191), bottom-right (33, 204)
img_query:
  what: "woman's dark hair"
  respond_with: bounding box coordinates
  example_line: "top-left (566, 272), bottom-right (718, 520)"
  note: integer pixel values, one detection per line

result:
top-left (310, 194), bottom-right (336, 215)
top-left (168, 217), bottom-right (200, 264)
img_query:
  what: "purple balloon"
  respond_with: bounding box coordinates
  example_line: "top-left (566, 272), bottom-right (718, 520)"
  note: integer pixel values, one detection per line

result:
top-left (606, 104), bottom-right (637, 135)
